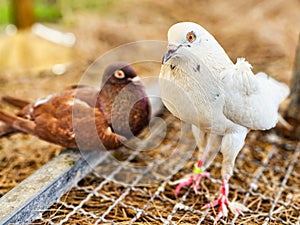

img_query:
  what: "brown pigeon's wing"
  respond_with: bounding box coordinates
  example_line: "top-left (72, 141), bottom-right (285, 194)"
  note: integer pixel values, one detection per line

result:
top-left (0, 88), bottom-right (124, 150)
top-left (52, 86), bottom-right (99, 108)
top-left (72, 105), bottom-right (125, 150)
top-left (32, 92), bottom-right (124, 150)
top-left (32, 103), bottom-right (77, 148)
top-left (73, 87), bottom-right (99, 107)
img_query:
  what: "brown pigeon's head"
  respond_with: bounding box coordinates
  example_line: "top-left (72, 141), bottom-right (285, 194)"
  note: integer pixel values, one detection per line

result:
top-left (98, 61), bottom-right (150, 139)
top-left (102, 62), bottom-right (138, 86)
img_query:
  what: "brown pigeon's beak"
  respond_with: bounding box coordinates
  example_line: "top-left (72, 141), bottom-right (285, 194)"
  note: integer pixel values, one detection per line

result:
top-left (129, 76), bottom-right (142, 86)
top-left (162, 44), bottom-right (180, 64)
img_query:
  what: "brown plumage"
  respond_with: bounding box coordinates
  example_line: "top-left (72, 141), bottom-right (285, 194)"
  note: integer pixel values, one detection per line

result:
top-left (0, 62), bottom-right (151, 150)
top-left (97, 62), bottom-right (151, 139)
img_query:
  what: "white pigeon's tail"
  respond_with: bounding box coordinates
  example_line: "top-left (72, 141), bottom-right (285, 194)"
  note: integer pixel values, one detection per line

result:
top-left (256, 72), bottom-right (290, 105)
top-left (256, 72), bottom-right (291, 130)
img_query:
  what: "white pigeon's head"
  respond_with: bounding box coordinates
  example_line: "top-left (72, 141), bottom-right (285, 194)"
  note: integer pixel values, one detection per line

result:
top-left (162, 22), bottom-right (231, 69)
top-left (167, 22), bottom-right (214, 47)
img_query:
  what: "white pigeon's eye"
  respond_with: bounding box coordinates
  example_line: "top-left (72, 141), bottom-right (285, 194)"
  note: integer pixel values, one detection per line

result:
top-left (114, 70), bottom-right (125, 79)
top-left (186, 31), bottom-right (196, 43)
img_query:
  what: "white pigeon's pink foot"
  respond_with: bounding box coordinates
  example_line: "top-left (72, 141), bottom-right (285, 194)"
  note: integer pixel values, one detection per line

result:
top-left (203, 178), bottom-right (248, 224)
top-left (171, 160), bottom-right (210, 195)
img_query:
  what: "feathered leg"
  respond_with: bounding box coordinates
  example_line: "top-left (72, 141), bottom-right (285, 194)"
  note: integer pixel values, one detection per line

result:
top-left (203, 128), bottom-right (249, 224)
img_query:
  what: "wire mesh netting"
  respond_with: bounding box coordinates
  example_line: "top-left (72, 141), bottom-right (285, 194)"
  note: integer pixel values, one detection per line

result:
top-left (27, 110), bottom-right (300, 225)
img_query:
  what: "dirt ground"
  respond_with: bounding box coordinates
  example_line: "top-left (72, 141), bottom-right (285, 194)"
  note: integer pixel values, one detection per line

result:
top-left (0, 0), bottom-right (300, 223)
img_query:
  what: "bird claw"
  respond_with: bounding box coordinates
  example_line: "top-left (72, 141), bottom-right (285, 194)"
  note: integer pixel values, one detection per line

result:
top-left (205, 199), bottom-right (248, 224)
top-left (228, 201), bottom-right (249, 216)
top-left (174, 175), bottom-right (195, 195)
top-left (203, 193), bottom-right (229, 224)
top-left (169, 161), bottom-right (210, 195)
top-left (203, 179), bottom-right (249, 224)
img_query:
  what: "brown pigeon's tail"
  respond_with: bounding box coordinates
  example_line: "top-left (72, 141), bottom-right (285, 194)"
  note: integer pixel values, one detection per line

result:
top-left (0, 110), bottom-right (35, 135)
top-left (1, 95), bottom-right (30, 108)
top-left (0, 123), bottom-right (16, 137)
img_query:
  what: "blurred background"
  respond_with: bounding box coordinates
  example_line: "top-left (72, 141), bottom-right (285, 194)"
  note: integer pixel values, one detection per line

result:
top-left (0, 0), bottom-right (299, 89)
top-left (0, 0), bottom-right (299, 197)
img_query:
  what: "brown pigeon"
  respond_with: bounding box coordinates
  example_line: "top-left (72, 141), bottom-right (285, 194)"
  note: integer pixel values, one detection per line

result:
top-left (0, 62), bottom-right (151, 150)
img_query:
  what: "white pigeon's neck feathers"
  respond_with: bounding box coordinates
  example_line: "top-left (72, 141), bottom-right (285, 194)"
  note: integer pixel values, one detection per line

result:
top-left (221, 58), bottom-right (253, 78)
top-left (234, 58), bottom-right (253, 72)
top-left (168, 22), bottom-right (233, 75)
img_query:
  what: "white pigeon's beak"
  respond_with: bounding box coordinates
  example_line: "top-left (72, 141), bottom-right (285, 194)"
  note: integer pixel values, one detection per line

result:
top-left (162, 44), bottom-right (180, 64)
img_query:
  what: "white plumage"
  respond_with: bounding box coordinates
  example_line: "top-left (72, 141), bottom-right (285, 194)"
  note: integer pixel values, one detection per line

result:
top-left (159, 22), bottom-right (289, 222)
top-left (222, 58), bottom-right (289, 130)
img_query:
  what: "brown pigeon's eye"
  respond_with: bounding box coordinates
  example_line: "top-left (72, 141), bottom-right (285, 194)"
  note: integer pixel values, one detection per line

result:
top-left (114, 70), bottom-right (125, 79)
top-left (186, 31), bottom-right (196, 43)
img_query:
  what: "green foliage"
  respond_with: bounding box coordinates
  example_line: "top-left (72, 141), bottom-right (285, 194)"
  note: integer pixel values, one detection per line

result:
top-left (0, 0), bottom-right (9, 25)
top-left (0, 0), bottom-right (117, 26)
top-left (34, 0), bottom-right (62, 22)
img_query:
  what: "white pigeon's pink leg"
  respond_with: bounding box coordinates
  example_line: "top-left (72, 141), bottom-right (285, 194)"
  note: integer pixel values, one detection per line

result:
top-left (173, 131), bottom-right (222, 195)
top-left (174, 160), bottom-right (210, 195)
top-left (203, 178), bottom-right (230, 222)
top-left (204, 129), bottom-right (249, 223)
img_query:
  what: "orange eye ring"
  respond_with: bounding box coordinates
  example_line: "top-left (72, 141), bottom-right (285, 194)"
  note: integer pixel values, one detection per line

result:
top-left (114, 70), bottom-right (125, 79)
top-left (186, 31), bottom-right (196, 43)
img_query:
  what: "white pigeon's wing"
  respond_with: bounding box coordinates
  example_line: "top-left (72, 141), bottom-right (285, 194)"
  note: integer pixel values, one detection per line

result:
top-left (222, 58), bottom-right (289, 130)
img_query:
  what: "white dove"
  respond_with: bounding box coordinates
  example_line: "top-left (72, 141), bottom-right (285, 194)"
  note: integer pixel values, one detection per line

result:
top-left (159, 22), bottom-right (289, 222)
